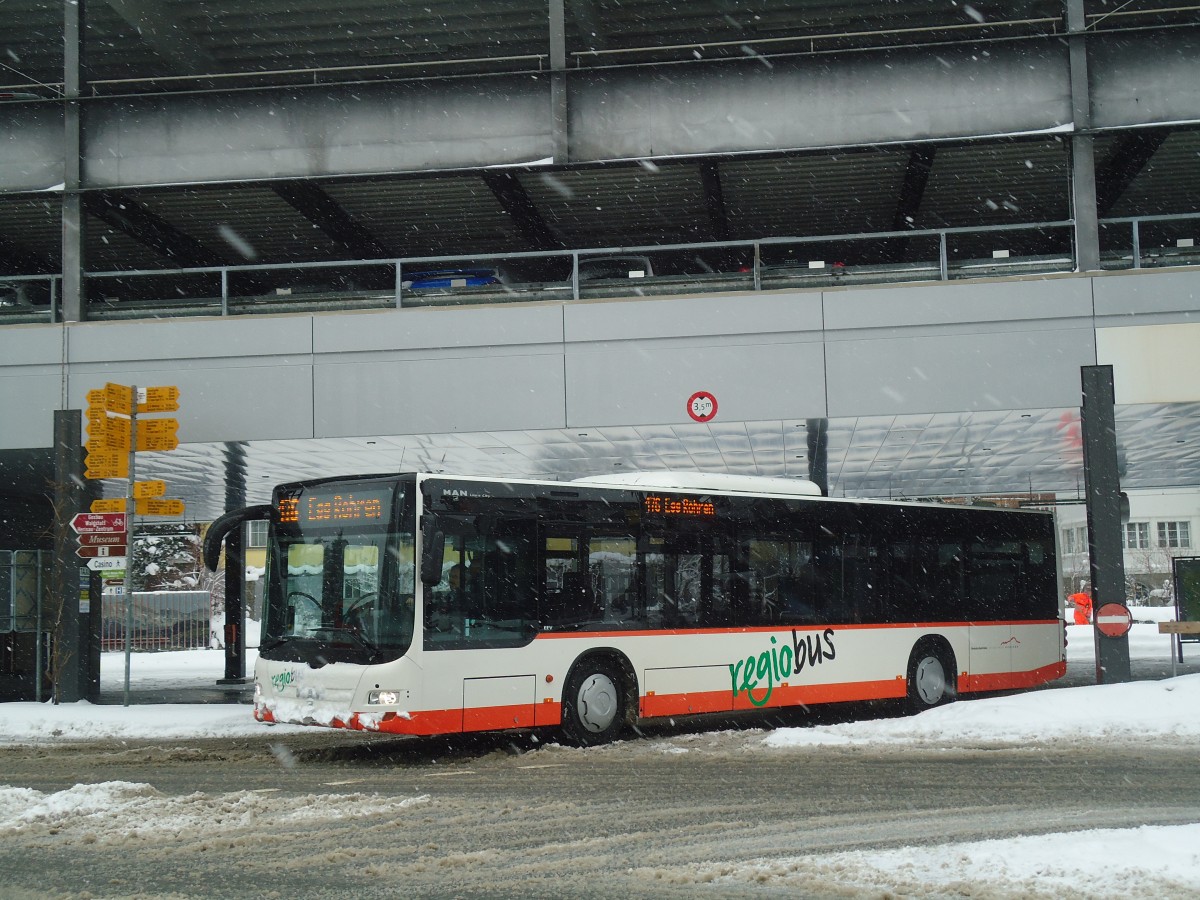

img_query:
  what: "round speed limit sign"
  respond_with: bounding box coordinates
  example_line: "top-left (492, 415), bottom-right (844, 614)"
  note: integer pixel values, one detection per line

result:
top-left (686, 391), bottom-right (718, 423)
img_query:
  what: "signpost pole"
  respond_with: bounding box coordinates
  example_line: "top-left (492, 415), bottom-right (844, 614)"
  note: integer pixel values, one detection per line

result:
top-left (122, 389), bottom-right (138, 708)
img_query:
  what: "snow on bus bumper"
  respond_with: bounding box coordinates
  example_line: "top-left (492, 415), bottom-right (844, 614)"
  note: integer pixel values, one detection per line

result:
top-left (253, 691), bottom-right (361, 728)
top-left (253, 703), bottom-right (528, 735)
top-left (253, 660), bottom-right (368, 728)
top-left (254, 703), bottom-right (415, 731)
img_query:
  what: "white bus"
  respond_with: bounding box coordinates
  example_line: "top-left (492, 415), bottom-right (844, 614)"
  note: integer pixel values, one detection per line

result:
top-left (205, 471), bottom-right (1065, 744)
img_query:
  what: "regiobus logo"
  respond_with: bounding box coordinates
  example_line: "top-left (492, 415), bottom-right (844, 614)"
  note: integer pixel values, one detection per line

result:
top-left (270, 669), bottom-right (297, 692)
top-left (730, 629), bottom-right (837, 707)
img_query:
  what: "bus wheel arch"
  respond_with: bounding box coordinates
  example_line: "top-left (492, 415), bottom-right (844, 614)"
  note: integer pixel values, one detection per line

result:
top-left (906, 637), bottom-right (958, 711)
top-left (560, 650), bottom-right (638, 746)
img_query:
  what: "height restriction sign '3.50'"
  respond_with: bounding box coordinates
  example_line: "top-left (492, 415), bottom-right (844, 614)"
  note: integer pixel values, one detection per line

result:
top-left (686, 391), bottom-right (718, 423)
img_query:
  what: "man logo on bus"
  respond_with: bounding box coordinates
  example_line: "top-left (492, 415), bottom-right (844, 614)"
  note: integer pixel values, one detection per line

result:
top-left (729, 629), bottom-right (836, 707)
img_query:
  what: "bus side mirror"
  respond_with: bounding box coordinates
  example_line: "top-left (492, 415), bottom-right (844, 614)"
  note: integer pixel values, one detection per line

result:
top-left (420, 518), bottom-right (445, 585)
top-left (203, 504), bottom-right (275, 572)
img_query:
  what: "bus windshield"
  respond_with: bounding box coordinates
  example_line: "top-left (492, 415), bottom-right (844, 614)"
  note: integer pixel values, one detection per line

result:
top-left (261, 479), bottom-right (414, 666)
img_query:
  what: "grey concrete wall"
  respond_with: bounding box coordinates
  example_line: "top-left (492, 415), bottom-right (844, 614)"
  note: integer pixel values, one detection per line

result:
top-left (822, 277), bottom-right (1098, 416)
top-left (0, 325), bottom-right (64, 447)
top-left (312, 305), bottom-right (567, 436)
top-left (62, 316), bottom-right (316, 444)
top-left (2, 267), bottom-right (1199, 453)
top-left (563, 293), bottom-right (826, 427)
top-left (1092, 269), bottom-right (1200, 324)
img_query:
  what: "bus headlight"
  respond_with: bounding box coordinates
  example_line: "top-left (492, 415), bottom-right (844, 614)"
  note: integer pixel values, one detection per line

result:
top-left (368, 690), bottom-right (400, 705)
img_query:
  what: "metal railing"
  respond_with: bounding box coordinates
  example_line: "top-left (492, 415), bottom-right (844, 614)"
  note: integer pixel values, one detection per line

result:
top-left (100, 590), bottom-right (211, 652)
top-left (3, 213), bottom-right (1199, 326)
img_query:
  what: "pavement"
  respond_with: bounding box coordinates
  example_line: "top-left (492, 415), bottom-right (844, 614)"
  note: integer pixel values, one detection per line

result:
top-left (94, 682), bottom-right (254, 705)
top-left (1055, 653), bottom-right (1200, 688)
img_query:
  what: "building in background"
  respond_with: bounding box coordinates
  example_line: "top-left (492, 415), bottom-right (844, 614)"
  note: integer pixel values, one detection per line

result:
top-left (1057, 489), bottom-right (1198, 605)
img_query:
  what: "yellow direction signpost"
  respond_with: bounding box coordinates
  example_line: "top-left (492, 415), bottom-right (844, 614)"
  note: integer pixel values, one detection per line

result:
top-left (137, 418), bottom-right (180, 452)
top-left (83, 383), bottom-right (180, 480)
top-left (136, 498), bottom-right (185, 517)
top-left (79, 381), bottom-right (186, 707)
top-left (104, 381), bottom-right (135, 417)
top-left (139, 385), bottom-right (180, 413)
top-left (102, 415), bottom-right (132, 451)
top-left (84, 449), bottom-right (129, 480)
top-left (133, 480), bottom-right (166, 499)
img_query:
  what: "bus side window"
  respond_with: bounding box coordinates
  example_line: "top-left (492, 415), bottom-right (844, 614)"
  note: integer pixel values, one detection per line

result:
top-left (559, 571), bottom-right (594, 620)
top-left (589, 534), bottom-right (638, 627)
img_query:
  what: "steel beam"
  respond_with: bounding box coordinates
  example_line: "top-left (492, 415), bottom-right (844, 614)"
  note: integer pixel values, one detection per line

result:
top-left (270, 181), bottom-right (389, 259)
top-left (6, 32), bottom-right (1199, 193)
top-left (699, 161), bottom-right (730, 243)
top-left (83, 192), bottom-right (224, 267)
top-left (482, 170), bottom-right (562, 251)
top-left (886, 146), bottom-right (936, 262)
top-left (1096, 129), bottom-right (1169, 218)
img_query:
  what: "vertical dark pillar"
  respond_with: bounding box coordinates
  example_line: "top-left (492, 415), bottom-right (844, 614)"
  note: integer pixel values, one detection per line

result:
top-left (62, 0), bottom-right (86, 322)
top-left (1080, 365), bottom-right (1131, 684)
top-left (1066, 0), bottom-right (1100, 272)
top-left (548, 0), bottom-right (569, 164)
top-left (52, 410), bottom-right (87, 702)
top-left (806, 418), bottom-right (829, 496)
top-left (219, 443), bottom-right (248, 683)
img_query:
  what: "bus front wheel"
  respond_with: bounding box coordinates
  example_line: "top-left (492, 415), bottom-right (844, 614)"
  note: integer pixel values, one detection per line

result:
top-left (906, 641), bottom-right (957, 712)
top-left (561, 658), bottom-right (627, 746)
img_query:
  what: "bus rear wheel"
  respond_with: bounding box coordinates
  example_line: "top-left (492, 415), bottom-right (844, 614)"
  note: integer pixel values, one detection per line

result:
top-left (906, 642), bottom-right (957, 712)
top-left (561, 658), bottom-right (627, 746)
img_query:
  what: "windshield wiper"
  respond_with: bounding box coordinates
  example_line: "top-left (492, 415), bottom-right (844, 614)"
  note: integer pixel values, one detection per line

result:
top-left (313, 626), bottom-right (385, 661)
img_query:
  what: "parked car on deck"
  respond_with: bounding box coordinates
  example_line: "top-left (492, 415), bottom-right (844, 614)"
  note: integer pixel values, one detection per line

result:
top-left (402, 268), bottom-right (500, 290)
top-left (578, 255), bottom-right (654, 281)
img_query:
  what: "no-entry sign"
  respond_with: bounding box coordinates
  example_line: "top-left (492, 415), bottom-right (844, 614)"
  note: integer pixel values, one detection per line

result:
top-left (1096, 602), bottom-right (1133, 638)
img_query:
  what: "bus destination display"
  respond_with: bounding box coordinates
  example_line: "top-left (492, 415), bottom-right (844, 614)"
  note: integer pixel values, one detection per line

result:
top-left (279, 487), bottom-right (390, 525)
top-left (644, 494), bottom-right (715, 517)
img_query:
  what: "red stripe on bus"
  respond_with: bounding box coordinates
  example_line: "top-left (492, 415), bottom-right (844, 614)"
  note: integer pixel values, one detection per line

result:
top-left (964, 661), bottom-right (1066, 693)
